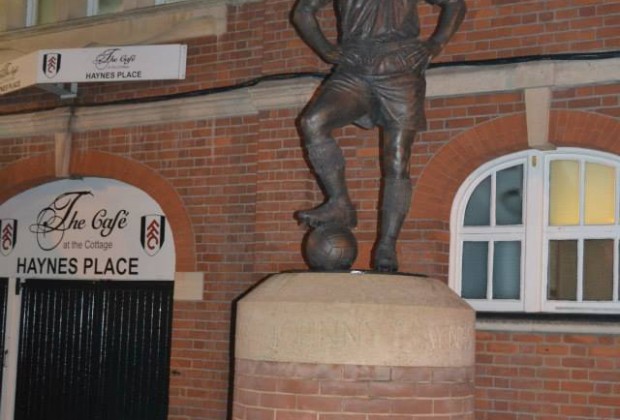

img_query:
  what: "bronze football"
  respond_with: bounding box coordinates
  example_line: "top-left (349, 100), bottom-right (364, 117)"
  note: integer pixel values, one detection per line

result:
top-left (303, 224), bottom-right (357, 271)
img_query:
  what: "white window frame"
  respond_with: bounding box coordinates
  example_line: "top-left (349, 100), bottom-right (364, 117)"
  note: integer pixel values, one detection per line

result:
top-left (25, 0), bottom-right (88, 26)
top-left (87, 0), bottom-right (98, 16)
top-left (25, 0), bottom-right (40, 27)
top-left (450, 147), bottom-right (620, 314)
top-left (451, 155), bottom-right (530, 312)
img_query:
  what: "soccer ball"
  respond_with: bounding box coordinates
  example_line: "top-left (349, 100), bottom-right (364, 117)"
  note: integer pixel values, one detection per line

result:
top-left (303, 224), bottom-right (358, 271)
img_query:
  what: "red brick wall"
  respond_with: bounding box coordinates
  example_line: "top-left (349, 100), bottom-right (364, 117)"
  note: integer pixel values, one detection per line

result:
top-left (0, 0), bottom-right (619, 419)
top-left (553, 84), bottom-right (620, 118)
top-left (72, 119), bottom-right (261, 418)
top-left (1, 0), bottom-right (619, 113)
top-left (432, 0), bottom-right (620, 61)
top-left (0, 136), bottom-right (54, 165)
top-left (233, 360), bottom-right (475, 419)
top-left (476, 330), bottom-right (620, 419)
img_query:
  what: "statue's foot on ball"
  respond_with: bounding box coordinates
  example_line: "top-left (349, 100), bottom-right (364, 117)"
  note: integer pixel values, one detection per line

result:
top-left (373, 242), bottom-right (398, 272)
top-left (296, 198), bottom-right (357, 228)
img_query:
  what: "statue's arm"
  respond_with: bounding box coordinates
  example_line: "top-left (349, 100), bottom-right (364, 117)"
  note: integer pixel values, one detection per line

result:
top-left (292, 0), bottom-right (342, 64)
top-left (425, 0), bottom-right (468, 56)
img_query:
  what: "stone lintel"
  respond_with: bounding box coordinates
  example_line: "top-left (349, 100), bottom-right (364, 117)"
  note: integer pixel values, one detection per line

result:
top-left (1, 58), bottom-right (618, 139)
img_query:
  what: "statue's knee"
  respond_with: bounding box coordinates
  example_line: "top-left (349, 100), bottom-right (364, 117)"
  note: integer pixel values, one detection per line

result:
top-left (383, 151), bottom-right (412, 179)
top-left (299, 112), bottom-right (327, 139)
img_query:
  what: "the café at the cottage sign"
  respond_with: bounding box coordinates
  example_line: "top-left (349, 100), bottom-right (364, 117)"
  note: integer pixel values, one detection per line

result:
top-left (0, 44), bottom-right (187, 96)
top-left (0, 178), bottom-right (174, 280)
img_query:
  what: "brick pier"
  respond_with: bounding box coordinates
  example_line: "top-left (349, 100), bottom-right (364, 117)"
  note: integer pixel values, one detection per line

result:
top-left (233, 360), bottom-right (474, 419)
top-left (233, 272), bottom-right (476, 419)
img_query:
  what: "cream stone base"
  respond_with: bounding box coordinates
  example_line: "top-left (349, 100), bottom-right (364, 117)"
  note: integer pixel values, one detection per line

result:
top-left (235, 272), bottom-right (475, 368)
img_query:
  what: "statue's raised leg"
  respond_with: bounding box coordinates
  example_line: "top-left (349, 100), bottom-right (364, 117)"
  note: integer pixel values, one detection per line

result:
top-left (296, 142), bottom-right (357, 228)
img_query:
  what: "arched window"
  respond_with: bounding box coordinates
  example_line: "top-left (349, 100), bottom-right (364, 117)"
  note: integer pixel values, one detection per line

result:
top-left (451, 148), bottom-right (620, 314)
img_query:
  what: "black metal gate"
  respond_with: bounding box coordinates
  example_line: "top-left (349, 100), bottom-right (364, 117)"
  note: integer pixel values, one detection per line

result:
top-left (14, 280), bottom-right (173, 420)
top-left (0, 278), bottom-right (7, 400)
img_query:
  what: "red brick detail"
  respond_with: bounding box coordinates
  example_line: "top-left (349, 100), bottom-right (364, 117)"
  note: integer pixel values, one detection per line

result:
top-left (0, 153), bottom-right (56, 203)
top-left (550, 109), bottom-right (620, 154)
top-left (552, 85), bottom-right (620, 119)
top-left (412, 113), bottom-right (528, 222)
top-left (233, 359), bottom-right (474, 419)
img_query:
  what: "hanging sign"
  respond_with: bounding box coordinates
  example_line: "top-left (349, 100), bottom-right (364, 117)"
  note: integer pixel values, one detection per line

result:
top-left (0, 44), bottom-right (187, 96)
top-left (0, 54), bottom-right (36, 96)
top-left (0, 178), bottom-right (175, 280)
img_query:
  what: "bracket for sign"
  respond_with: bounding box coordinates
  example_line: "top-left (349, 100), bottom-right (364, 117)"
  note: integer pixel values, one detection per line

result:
top-left (15, 279), bottom-right (23, 296)
top-left (38, 83), bottom-right (78, 99)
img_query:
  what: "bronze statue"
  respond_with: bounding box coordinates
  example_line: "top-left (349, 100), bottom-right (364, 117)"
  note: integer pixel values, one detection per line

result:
top-left (293, 0), bottom-right (466, 272)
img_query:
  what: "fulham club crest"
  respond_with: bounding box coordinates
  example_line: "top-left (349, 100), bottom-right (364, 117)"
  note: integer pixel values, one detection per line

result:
top-left (140, 215), bottom-right (166, 256)
top-left (42, 53), bottom-right (62, 79)
top-left (0, 219), bottom-right (17, 257)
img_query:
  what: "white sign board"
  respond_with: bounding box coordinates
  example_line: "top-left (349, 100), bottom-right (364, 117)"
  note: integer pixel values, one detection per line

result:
top-left (0, 44), bottom-right (187, 96)
top-left (0, 178), bottom-right (175, 280)
top-left (0, 54), bottom-right (37, 95)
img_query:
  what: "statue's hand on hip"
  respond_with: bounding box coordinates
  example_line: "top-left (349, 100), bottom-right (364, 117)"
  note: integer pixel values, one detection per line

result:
top-left (322, 46), bottom-right (345, 65)
top-left (406, 39), bottom-right (442, 73)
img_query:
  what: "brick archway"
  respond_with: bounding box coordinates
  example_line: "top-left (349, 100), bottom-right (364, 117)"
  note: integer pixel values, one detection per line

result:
top-left (0, 150), bottom-right (196, 272)
top-left (412, 113), bottom-right (529, 222)
top-left (410, 110), bottom-right (620, 278)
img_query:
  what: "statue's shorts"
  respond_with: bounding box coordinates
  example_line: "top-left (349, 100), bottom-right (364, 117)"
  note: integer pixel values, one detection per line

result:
top-left (324, 68), bottom-right (428, 132)
top-left (323, 38), bottom-right (429, 131)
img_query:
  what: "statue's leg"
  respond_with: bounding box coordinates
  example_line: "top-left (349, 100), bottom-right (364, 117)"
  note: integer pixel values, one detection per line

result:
top-left (373, 126), bottom-right (416, 272)
top-left (296, 78), bottom-right (369, 228)
top-left (296, 142), bottom-right (357, 228)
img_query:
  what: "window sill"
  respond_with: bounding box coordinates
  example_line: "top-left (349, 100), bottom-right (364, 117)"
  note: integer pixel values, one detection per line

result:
top-left (476, 312), bottom-right (620, 335)
top-left (0, 0), bottom-right (255, 62)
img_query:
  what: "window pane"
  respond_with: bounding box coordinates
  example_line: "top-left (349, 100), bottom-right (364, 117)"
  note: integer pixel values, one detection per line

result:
top-left (585, 163), bottom-right (616, 225)
top-left (37, 0), bottom-right (55, 24)
top-left (583, 239), bottom-right (614, 301)
top-left (462, 242), bottom-right (488, 299)
top-left (548, 240), bottom-right (577, 300)
top-left (493, 241), bottom-right (521, 299)
top-left (98, 0), bottom-right (122, 14)
top-left (549, 160), bottom-right (580, 226)
top-left (464, 176), bottom-right (491, 226)
top-left (496, 165), bottom-right (523, 225)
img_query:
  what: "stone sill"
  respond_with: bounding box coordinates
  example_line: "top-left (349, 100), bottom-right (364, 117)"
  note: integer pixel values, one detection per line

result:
top-left (476, 313), bottom-right (620, 335)
top-left (1, 56), bottom-right (618, 140)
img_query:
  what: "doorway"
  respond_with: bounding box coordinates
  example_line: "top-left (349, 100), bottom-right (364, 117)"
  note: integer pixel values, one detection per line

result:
top-left (14, 280), bottom-right (173, 420)
top-left (0, 178), bottom-right (176, 419)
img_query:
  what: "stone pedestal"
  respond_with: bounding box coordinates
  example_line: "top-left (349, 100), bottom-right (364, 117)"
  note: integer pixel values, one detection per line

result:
top-left (233, 272), bottom-right (475, 419)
